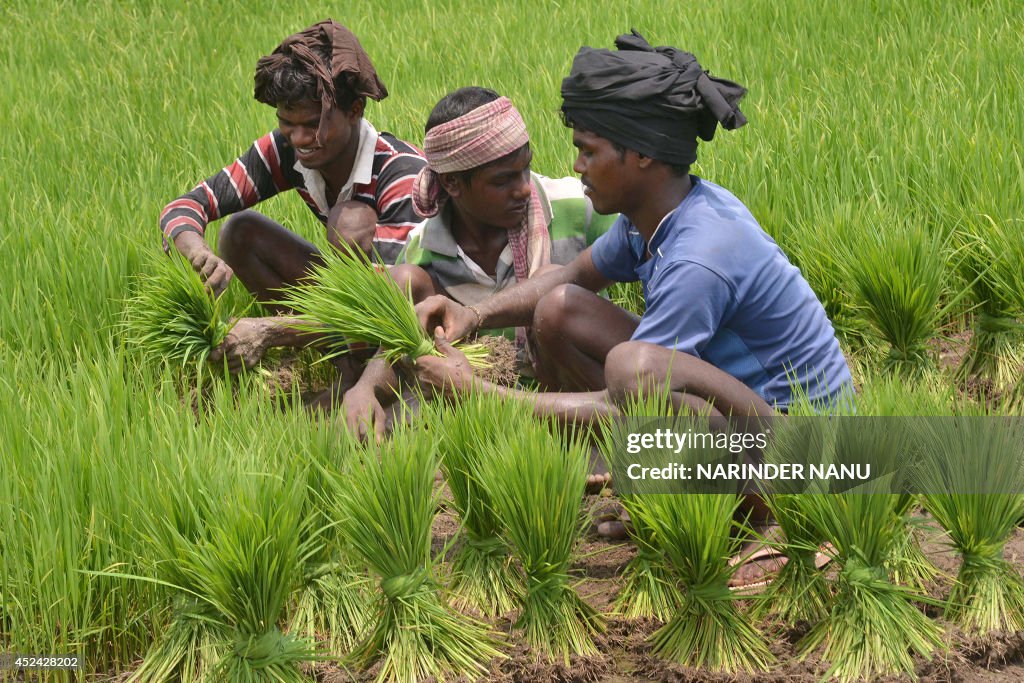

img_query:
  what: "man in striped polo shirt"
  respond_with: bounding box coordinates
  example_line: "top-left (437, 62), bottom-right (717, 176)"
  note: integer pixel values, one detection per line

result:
top-left (159, 20), bottom-right (424, 308)
top-left (339, 87), bottom-right (616, 440)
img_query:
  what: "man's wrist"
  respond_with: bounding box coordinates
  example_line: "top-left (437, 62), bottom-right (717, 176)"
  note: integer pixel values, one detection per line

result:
top-left (467, 304), bottom-right (485, 331)
top-left (172, 230), bottom-right (205, 255)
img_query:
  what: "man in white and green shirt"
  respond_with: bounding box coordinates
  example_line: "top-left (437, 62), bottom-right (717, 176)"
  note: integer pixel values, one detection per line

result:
top-left (340, 86), bottom-right (614, 440)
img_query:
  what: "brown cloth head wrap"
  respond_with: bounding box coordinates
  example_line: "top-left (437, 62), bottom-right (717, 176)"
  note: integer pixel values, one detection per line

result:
top-left (254, 19), bottom-right (388, 145)
top-left (561, 30), bottom-right (746, 166)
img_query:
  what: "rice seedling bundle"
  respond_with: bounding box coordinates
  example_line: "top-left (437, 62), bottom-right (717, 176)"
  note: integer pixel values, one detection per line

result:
top-left (796, 419), bottom-right (944, 683)
top-left (915, 416), bottom-right (1024, 634)
top-left (280, 243), bottom-right (490, 368)
top-left (608, 280), bottom-right (645, 316)
top-left (979, 217), bottom-right (1024, 409)
top-left (326, 426), bottom-right (503, 682)
top-left (614, 411), bottom-right (772, 672)
top-left (290, 430), bottom-right (374, 657)
top-left (954, 219), bottom-right (1024, 395)
top-left (131, 468), bottom-right (319, 682)
top-left (753, 417), bottom-right (835, 625)
top-left (598, 389), bottom-right (683, 622)
top-left (122, 253), bottom-right (253, 370)
top-left (428, 391), bottom-right (533, 617)
top-left (476, 418), bottom-right (604, 662)
top-left (886, 493), bottom-right (942, 593)
top-left (844, 219), bottom-right (957, 376)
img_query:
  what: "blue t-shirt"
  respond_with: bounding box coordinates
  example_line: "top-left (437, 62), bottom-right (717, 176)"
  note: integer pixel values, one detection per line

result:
top-left (590, 176), bottom-right (852, 409)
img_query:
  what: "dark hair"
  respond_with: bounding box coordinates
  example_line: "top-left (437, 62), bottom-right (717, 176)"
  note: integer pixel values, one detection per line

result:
top-left (561, 109), bottom-right (690, 178)
top-left (254, 43), bottom-right (360, 111)
top-left (425, 86), bottom-right (501, 132)
top-left (426, 87), bottom-right (528, 185)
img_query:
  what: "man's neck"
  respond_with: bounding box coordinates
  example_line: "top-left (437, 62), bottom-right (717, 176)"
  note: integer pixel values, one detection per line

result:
top-left (321, 130), bottom-right (361, 196)
top-left (630, 174), bottom-right (693, 242)
top-left (450, 209), bottom-right (509, 274)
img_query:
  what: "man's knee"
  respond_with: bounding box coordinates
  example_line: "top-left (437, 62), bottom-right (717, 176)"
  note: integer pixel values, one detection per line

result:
top-left (605, 341), bottom-right (670, 405)
top-left (532, 283), bottom-right (586, 341)
top-left (389, 264), bottom-right (435, 302)
top-left (217, 210), bottom-right (262, 260)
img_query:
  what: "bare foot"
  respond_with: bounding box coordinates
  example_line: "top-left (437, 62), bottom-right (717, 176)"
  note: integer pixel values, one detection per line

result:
top-left (586, 443), bottom-right (612, 494)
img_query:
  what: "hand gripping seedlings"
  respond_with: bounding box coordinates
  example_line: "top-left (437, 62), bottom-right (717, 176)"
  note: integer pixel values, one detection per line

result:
top-left (915, 416), bottom-right (1024, 634)
top-left (123, 253), bottom-right (252, 371)
top-left (476, 418), bottom-right (605, 664)
top-left (280, 244), bottom-right (490, 368)
top-left (429, 391), bottom-right (534, 617)
top-left (326, 427), bottom-right (503, 682)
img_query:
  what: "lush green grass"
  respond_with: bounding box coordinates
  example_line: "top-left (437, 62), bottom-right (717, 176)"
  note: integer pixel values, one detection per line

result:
top-left (2, 0), bottom-right (1024, 677)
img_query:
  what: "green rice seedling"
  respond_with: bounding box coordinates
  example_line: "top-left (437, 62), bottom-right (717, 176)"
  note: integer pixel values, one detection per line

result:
top-left (915, 416), bottom-right (1024, 634)
top-left (796, 419), bottom-right (944, 683)
top-left (122, 252), bottom-right (254, 370)
top-left (630, 490), bottom-right (772, 673)
top-left (954, 219), bottom-right (1024, 396)
top-left (887, 493), bottom-right (942, 593)
top-left (289, 429), bottom-right (374, 657)
top-left (795, 201), bottom-right (873, 349)
top-left (326, 426), bottom-right (503, 682)
top-left (280, 243), bottom-right (490, 368)
top-left (598, 388), bottom-right (682, 622)
top-left (477, 417), bottom-right (604, 663)
top-left (854, 375), bottom-right (956, 589)
top-left (843, 217), bottom-right (961, 376)
top-left (291, 568), bottom-right (373, 657)
top-left (753, 417), bottom-right (835, 625)
top-left (984, 217), bottom-right (1024, 410)
top-left (609, 510), bottom-right (680, 622)
top-left (608, 280), bottom-right (645, 316)
top-left (615, 408), bottom-right (772, 673)
top-left (130, 456), bottom-right (321, 682)
top-left (428, 391), bottom-right (533, 617)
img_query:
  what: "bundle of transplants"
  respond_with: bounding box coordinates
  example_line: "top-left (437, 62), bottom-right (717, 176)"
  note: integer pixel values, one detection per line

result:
top-left (118, 241), bottom-right (1024, 683)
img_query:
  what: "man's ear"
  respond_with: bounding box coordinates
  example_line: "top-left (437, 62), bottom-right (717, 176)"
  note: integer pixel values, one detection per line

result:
top-left (633, 151), bottom-right (655, 170)
top-left (439, 173), bottom-right (462, 198)
top-left (346, 97), bottom-right (366, 121)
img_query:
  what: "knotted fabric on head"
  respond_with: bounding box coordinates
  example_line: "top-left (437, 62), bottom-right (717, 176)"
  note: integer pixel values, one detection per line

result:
top-left (561, 30), bottom-right (747, 166)
top-left (413, 96), bottom-right (550, 349)
top-left (254, 19), bottom-right (387, 145)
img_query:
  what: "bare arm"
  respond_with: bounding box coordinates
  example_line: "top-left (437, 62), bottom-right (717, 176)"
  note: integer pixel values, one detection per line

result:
top-left (416, 247), bottom-right (613, 341)
top-left (411, 328), bottom-right (618, 426)
top-left (327, 200), bottom-right (378, 257)
top-left (209, 316), bottom-right (327, 373)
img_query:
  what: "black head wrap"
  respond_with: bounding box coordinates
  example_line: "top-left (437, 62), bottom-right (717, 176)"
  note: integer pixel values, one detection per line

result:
top-left (561, 30), bottom-right (747, 166)
top-left (254, 20), bottom-right (388, 145)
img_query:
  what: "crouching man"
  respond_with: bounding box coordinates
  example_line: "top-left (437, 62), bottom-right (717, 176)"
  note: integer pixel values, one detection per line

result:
top-left (341, 86), bottom-right (616, 439)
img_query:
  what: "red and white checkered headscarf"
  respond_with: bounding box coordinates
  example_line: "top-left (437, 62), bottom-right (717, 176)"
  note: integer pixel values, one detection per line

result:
top-left (413, 97), bottom-right (550, 288)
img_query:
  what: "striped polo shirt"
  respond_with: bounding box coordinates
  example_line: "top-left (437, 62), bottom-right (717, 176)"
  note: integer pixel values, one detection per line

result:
top-left (398, 174), bottom-right (616, 310)
top-left (159, 119), bottom-right (426, 264)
